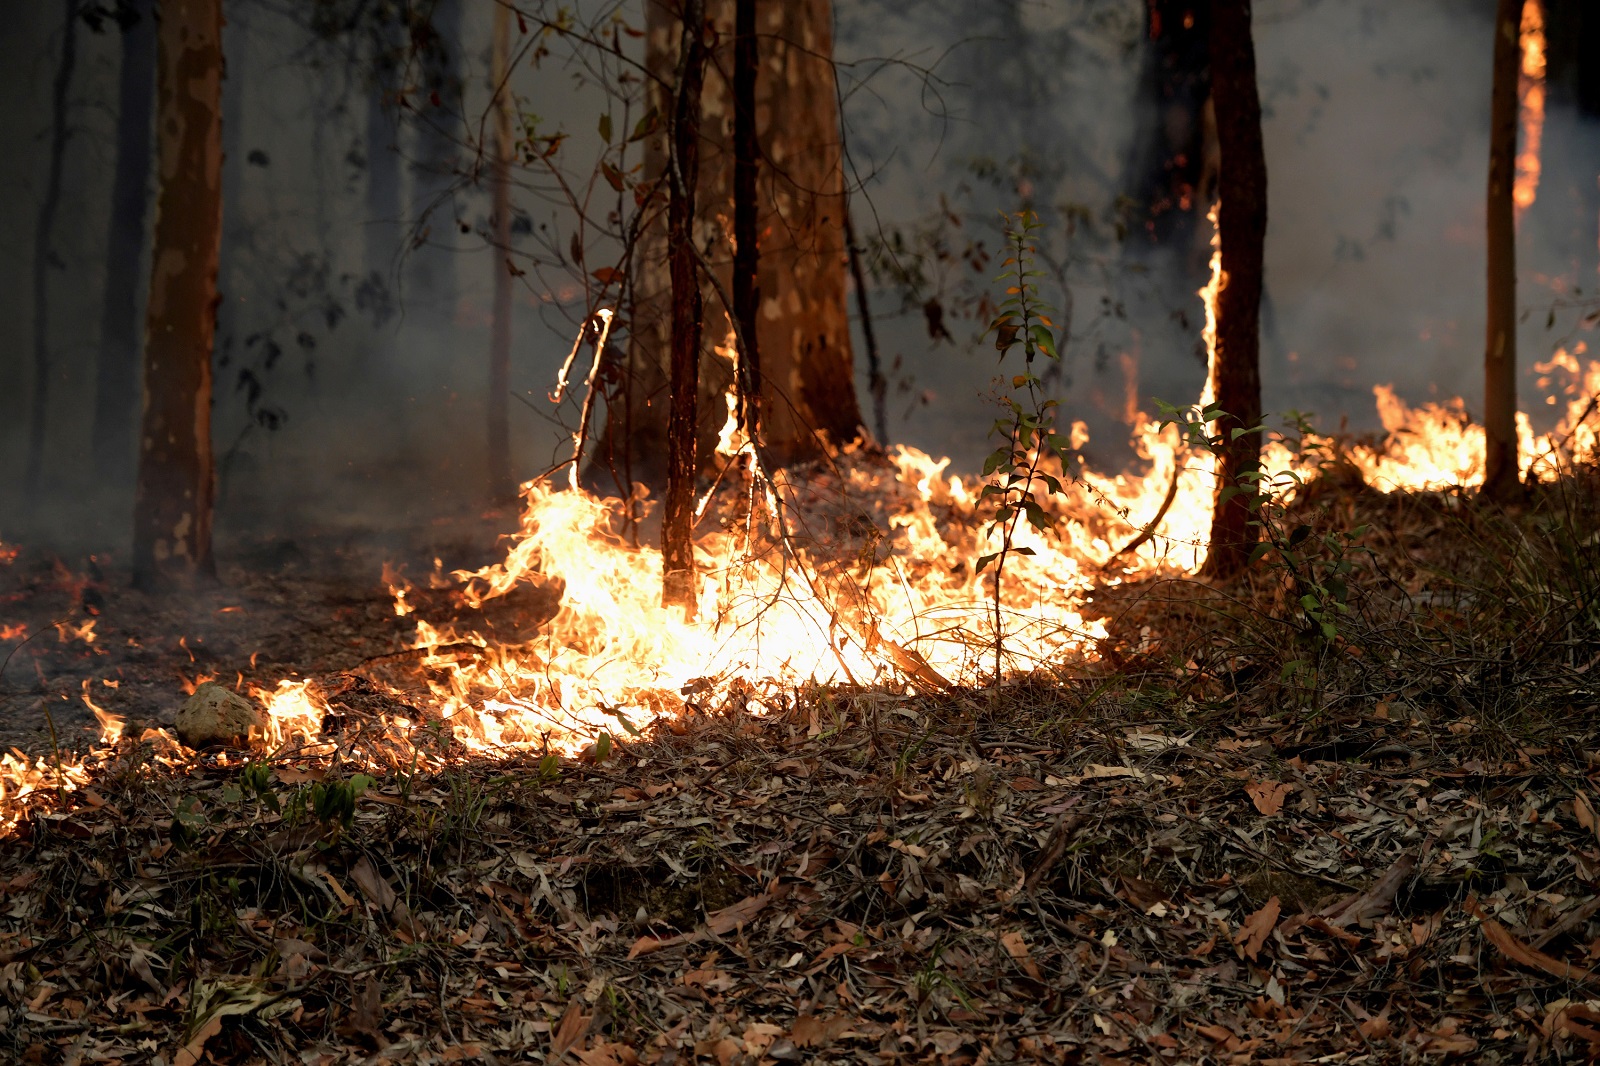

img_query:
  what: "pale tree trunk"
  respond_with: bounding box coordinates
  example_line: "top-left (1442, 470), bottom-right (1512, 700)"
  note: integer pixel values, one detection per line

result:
top-left (487, 1), bottom-right (514, 502)
top-left (92, 0), bottom-right (157, 487)
top-left (1200, 0), bottom-right (1267, 580)
top-left (133, 0), bottom-right (223, 588)
top-left (25, 0), bottom-right (82, 501)
top-left (662, 0), bottom-right (708, 612)
top-left (593, 0), bottom-right (863, 493)
top-left (1483, 0), bottom-right (1522, 502)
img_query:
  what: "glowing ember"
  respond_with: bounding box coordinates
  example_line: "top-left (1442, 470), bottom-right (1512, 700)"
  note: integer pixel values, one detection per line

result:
top-left (1515, 0), bottom-right (1546, 220)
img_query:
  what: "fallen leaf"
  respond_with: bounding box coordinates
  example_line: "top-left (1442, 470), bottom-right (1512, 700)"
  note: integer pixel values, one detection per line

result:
top-left (1246, 779), bottom-right (1293, 816)
top-left (1234, 896), bottom-right (1281, 960)
top-left (1000, 930), bottom-right (1043, 980)
top-left (551, 999), bottom-right (589, 1059)
top-left (1466, 896), bottom-right (1600, 987)
top-left (790, 1014), bottom-right (852, 1048)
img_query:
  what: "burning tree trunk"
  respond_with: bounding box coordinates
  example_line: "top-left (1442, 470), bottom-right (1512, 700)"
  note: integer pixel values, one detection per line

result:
top-left (25, 0), bottom-right (82, 501)
top-left (487, 1), bottom-right (515, 503)
top-left (92, 0), bottom-right (157, 488)
top-left (662, 0), bottom-right (709, 612)
top-left (593, 0), bottom-right (864, 492)
top-left (133, 0), bottom-right (223, 588)
top-left (1200, 0), bottom-right (1266, 579)
top-left (1483, 0), bottom-right (1522, 502)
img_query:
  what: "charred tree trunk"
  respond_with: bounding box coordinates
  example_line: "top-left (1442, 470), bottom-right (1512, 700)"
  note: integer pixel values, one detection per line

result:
top-left (487, 1), bottom-right (515, 502)
top-left (133, 0), bottom-right (223, 588)
top-left (1200, 0), bottom-right (1266, 580)
top-left (593, 0), bottom-right (863, 493)
top-left (408, 0), bottom-right (463, 317)
top-left (92, 0), bottom-right (157, 488)
top-left (1484, 0), bottom-right (1522, 502)
top-left (732, 0), bottom-right (761, 438)
top-left (662, 0), bottom-right (708, 612)
top-left (25, 0), bottom-right (82, 500)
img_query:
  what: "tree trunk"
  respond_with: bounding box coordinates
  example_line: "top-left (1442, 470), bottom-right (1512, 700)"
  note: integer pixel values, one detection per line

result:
top-left (365, 11), bottom-right (404, 285)
top-left (25, 0), bottom-right (82, 501)
top-left (1200, 0), bottom-right (1266, 580)
top-left (92, 0), bottom-right (157, 488)
top-left (732, 0), bottom-right (761, 439)
top-left (133, 0), bottom-right (223, 588)
top-left (1483, 0), bottom-right (1522, 502)
top-left (593, 0), bottom-right (863, 493)
top-left (487, 1), bottom-right (515, 502)
top-left (408, 0), bottom-right (463, 317)
top-left (662, 0), bottom-right (708, 612)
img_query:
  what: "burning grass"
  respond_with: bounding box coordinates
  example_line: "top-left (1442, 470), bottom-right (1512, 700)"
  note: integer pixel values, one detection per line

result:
top-left (2, 356), bottom-right (1600, 1059)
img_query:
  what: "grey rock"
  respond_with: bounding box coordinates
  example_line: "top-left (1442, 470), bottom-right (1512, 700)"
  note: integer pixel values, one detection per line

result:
top-left (175, 682), bottom-right (265, 749)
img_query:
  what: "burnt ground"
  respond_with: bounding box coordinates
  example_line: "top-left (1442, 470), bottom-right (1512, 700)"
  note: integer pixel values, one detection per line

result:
top-left (2, 476), bottom-right (1600, 1063)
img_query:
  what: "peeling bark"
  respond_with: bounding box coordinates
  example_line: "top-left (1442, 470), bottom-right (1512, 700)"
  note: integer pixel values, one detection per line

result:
top-left (133, 0), bottom-right (223, 588)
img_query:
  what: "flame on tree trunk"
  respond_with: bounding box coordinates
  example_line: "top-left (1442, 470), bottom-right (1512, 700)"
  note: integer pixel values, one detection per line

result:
top-left (1484, 0), bottom-right (1523, 503)
top-left (1200, 0), bottom-right (1267, 579)
top-left (662, 0), bottom-right (708, 612)
top-left (133, 0), bottom-right (222, 589)
top-left (593, 0), bottom-right (864, 492)
top-left (487, 1), bottom-right (515, 503)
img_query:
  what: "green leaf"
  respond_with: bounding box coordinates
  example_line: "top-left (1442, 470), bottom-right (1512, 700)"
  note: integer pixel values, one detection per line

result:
top-left (975, 552), bottom-right (999, 574)
top-left (598, 113), bottom-right (613, 143)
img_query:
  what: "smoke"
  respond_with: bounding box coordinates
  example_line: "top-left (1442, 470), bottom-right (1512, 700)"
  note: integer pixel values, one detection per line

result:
top-left (1, 0), bottom-right (1597, 557)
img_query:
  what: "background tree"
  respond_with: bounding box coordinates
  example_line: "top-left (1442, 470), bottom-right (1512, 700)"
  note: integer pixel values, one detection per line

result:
top-left (24, 0), bottom-right (82, 501)
top-left (133, 0), bottom-right (223, 587)
top-left (1483, 0), bottom-right (1522, 502)
top-left (596, 0), bottom-right (864, 492)
top-left (91, 0), bottom-right (157, 487)
top-left (364, 2), bottom-right (405, 289)
top-left (1200, 0), bottom-right (1266, 579)
top-left (407, 0), bottom-right (464, 316)
top-left (487, 0), bottom-right (515, 502)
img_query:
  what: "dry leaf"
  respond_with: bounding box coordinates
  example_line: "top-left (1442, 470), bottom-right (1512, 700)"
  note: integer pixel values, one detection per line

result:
top-left (1577, 791), bottom-right (1599, 842)
top-left (790, 1014), bottom-right (852, 1048)
top-left (1466, 896), bottom-right (1600, 986)
top-left (1246, 780), bottom-right (1293, 816)
top-left (551, 999), bottom-right (590, 1059)
top-left (999, 930), bottom-right (1043, 980)
top-left (1233, 896), bottom-right (1281, 960)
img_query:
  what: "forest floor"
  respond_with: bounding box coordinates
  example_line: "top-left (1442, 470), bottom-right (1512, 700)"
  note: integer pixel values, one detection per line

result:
top-left (2, 473), bottom-right (1600, 1064)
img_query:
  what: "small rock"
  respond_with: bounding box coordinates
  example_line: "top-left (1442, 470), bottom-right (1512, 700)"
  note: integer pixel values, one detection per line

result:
top-left (176, 682), bottom-right (265, 749)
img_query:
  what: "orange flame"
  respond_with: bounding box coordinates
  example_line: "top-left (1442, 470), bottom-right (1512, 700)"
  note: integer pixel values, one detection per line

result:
top-left (1515, 0), bottom-right (1546, 220)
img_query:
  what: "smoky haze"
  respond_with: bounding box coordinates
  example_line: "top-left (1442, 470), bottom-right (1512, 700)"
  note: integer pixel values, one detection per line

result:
top-left (0, 0), bottom-right (1595, 559)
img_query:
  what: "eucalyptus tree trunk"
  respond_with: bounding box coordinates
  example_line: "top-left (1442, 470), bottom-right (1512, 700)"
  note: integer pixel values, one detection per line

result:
top-left (487, 1), bottom-right (515, 502)
top-left (133, 0), bottom-right (223, 588)
top-left (1483, 0), bottom-right (1522, 502)
top-left (25, 0), bottom-right (82, 500)
top-left (92, 0), bottom-right (157, 487)
top-left (593, 0), bottom-right (863, 494)
top-left (662, 0), bottom-right (709, 612)
top-left (365, 6), bottom-right (404, 287)
top-left (1200, 0), bottom-right (1267, 580)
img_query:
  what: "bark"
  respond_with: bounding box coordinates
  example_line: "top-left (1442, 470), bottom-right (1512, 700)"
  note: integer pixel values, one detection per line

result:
top-left (1483, 0), bottom-right (1522, 502)
top-left (487, 1), bottom-right (514, 502)
top-left (92, 0), bottom-right (157, 487)
top-left (732, 0), bottom-right (761, 438)
top-left (662, 0), bottom-right (709, 612)
top-left (593, 0), bottom-right (864, 492)
top-left (1200, 0), bottom-right (1266, 579)
top-left (25, 0), bottom-right (82, 500)
top-left (133, 0), bottom-right (223, 588)
top-left (408, 0), bottom-right (463, 316)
